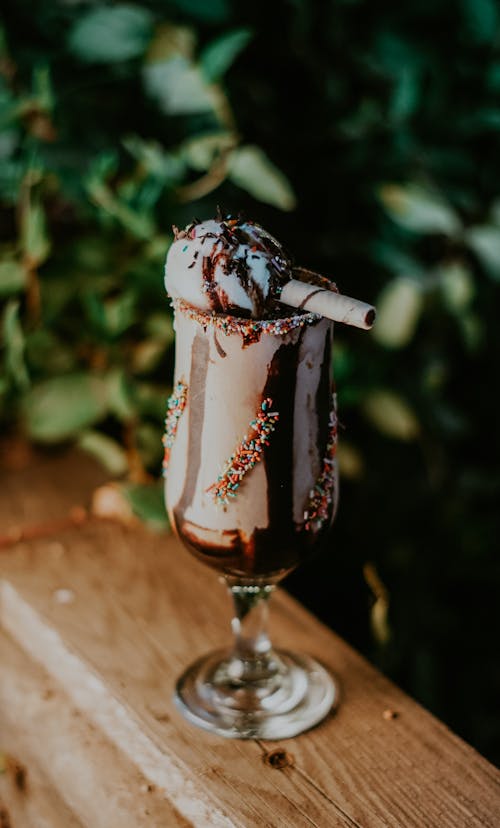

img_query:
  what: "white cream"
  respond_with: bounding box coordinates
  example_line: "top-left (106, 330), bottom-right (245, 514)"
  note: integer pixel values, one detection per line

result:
top-left (165, 307), bottom-right (337, 568)
top-left (164, 219), bottom-right (290, 318)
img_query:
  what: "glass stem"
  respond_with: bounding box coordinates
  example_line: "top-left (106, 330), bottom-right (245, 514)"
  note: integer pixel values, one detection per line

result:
top-left (226, 582), bottom-right (279, 684)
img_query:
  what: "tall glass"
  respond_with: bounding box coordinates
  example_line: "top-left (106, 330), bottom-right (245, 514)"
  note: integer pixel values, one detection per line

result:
top-left (164, 299), bottom-right (339, 739)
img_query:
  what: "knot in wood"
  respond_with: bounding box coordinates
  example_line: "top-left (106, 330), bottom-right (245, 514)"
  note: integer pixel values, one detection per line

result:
top-left (5, 755), bottom-right (27, 792)
top-left (0, 805), bottom-right (12, 828)
top-left (262, 748), bottom-right (294, 770)
top-left (69, 506), bottom-right (88, 525)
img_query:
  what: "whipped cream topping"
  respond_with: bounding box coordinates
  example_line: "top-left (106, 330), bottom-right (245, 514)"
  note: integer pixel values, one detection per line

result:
top-left (164, 216), bottom-right (292, 318)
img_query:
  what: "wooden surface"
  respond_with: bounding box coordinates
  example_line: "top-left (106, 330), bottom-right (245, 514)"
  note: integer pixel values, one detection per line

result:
top-left (1, 451), bottom-right (500, 827)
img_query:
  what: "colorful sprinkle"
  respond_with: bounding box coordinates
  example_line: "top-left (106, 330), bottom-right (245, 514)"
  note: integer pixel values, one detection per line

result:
top-left (207, 398), bottom-right (279, 505)
top-left (162, 380), bottom-right (188, 475)
top-left (173, 299), bottom-right (321, 348)
top-left (303, 395), bottom-right (337, 531)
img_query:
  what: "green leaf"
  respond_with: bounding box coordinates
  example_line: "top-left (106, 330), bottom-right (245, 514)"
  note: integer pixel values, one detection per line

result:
top-left (461, 0), bottom-right (498, 44)
top-left (135, 382), bottom-right (168, 420)
top-left (373, 31), bottom-right (422, 75)
top-left (464, 225), bottom-right (500, 280)
top-left (132, 337), bottom-right (169, 374)
top-left (23, 373), bottom-right (108, 443)
top-left (488, 63), bottom-right (500, 92)
top-left (364, 562), bottom-right (390, 644)
top-left (85, 173), bottom-right (155, 239)
top-left (0, 128), bottom-right (19, 160)
top-left (78, 430), bottom-right (128, 476)
top-left (370, 597), bottom-right (391, 645)
top-left (371, 241), bottom-right (425, 278)
top-left (87, 151), bottom-right (119, 185)
top-left (104, 290), bottom-right (136, 338)
top-left (437, 261), bottom-right (475, 312)
top-left (2, 300), bottom-right (29, 391)
top-left (121, 482), bottom-right (169, 531)
top-left (389, 66), bottom-right (420, 122)
top-left (145, 312), bottom-right (175, 344)
top-left (32, 62), bottom-right (54, 111)
top-left (337, 441), bottom-right (365, 479)
top-left (170, 0), bottom-right (230, 23)
top-left (338, 99), bottom-right (381, 140)
top-left (0, 159), bottom-right (23, 204)
top-left (200, 28), bottom-right (253, 82)
top-left (146, 23), bottom-right (196, 62)
top-left (141, 234), bottom-right (171, 264)
top-left (363, 390), bottom-right (420, 441)
top-left (489, 198), bottom-right (500, 225)
top-left (228, 146), bottom-right (296, 210)
top-left (373, 277), bottom-right (424, 348)
top-left (136, 422), bottom-right (163, 466)
top-left (459, 312), bottom-right (483, 352)
top-left (143, 57), bottom-right (215, 115)
top-left (68, 5), bottom-right (154, 63)
top-left (106, 368), bottom-right (136, 421)
top-left (330, 342), bottom-right (354, 385)
top-left (379, 184), bottom-right (462, 236)
top-left (83, 291), bottom-right (107, 335)
top-left (25, 329), bottom-right (76, 374)
top-left (123, 135), bottom-right (185, 184)
top-left (21, 199), bottom-right (50, 267)
top-left (0, 259), bottom-right (26, 296)
top-left (457, 109), bottom-right (500, 134)
top-left (181, 131), bottom-right (235, 171)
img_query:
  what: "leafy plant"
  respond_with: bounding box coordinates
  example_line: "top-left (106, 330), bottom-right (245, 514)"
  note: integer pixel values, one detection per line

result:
top-left (0, 1), bottom-right (294, 495)
top-left (1, 0), bottom-right (499, 766)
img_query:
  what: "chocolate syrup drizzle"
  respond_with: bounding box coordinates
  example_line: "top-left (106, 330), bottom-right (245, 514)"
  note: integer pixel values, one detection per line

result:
top-left (252, 340), bottom-right (301, 573)
top-left (174, 331), bottom-right (209, 522)
top-left (187, 215), bottom-right (292, 319)
top-left (314, 329), bottom-right (333, 484)
top-left (173, 323), bottom-right (334, 579)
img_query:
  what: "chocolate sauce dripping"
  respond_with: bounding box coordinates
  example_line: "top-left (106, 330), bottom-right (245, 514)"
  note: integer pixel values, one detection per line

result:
top-left (197, 218), bottom-right (292, 318)
top-left (213, 330), bottom-right (227, 358)
top-left (315, 327), bottom-right (333, 473)
top-left (176, 339), bottom-right (302, 579)
top-left (251, 338), bottom-right (302, 574)
top-left (297, 287), bottom-right (324, 310)
top-left (295, 325), bottom-right (336, 544)
top-left (173, 332), bottom-right (209, 524)
top-left (173, 320), bottom-right (334, 579)
top-left (202, 255), bottom-right (219, 308)
top-left (173, 328), bottom-right (250, 573)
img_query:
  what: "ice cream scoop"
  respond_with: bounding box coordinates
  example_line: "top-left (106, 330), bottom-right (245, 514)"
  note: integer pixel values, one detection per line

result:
top-left (165, 218), bottom-right (291, 319)
top-left (165, 215), bottom-right (375, 329)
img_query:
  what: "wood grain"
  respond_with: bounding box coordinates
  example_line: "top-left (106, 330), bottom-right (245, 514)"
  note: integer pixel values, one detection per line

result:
top-left (1, 450), bottom-right (499, 827)
top-left (0, 629), bottom-right (190, 828)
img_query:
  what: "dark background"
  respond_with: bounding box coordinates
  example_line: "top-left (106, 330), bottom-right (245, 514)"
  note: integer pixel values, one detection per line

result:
top-left (1, 0), bottom-right (499, 765)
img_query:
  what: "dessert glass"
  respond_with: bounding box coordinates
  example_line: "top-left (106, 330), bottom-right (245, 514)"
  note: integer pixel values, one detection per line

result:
top-left (164, 299), bottom-right (339, 739)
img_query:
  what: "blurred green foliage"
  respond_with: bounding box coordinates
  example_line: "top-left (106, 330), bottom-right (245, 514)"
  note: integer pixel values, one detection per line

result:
top-left (1, 0), bottom-right (499, 764)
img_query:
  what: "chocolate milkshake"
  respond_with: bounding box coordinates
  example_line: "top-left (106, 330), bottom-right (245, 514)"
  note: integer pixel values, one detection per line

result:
top-left (162, 214), bottom-right (373, 740)
top-left (163, 217), bottom-right (338, 580)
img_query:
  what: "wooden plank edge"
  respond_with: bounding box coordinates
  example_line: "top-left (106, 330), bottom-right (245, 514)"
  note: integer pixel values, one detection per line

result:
top-left (0, 629), bottom-right (193, 828)
top-left (0, 578), bottom-right (237, 828)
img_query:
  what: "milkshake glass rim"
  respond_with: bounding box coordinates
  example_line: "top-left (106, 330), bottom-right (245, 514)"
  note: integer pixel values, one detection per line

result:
top-left (171, 298), bottom-right (325, 339)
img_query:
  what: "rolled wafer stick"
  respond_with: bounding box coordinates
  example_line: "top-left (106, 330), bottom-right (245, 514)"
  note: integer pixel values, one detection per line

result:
top-left (279, 279), bottom-right (376, 330)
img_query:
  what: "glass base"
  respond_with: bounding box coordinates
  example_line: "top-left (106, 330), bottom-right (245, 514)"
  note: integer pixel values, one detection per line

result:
top-left (175, 648), bottom-right (339, 740)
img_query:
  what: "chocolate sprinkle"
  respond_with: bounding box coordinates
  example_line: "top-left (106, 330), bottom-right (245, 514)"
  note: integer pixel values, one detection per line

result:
top-left (176, 214), bottom-right (294, 319)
